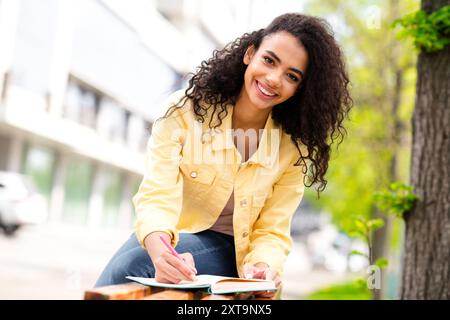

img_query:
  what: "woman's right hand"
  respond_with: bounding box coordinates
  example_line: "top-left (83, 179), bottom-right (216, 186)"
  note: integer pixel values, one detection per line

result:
top-left (153, 251), bottom-right (197, 284)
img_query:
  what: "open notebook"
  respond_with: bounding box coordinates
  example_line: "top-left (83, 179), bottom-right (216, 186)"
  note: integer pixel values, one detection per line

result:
top-left (126, 275), bottom-right (276, 295)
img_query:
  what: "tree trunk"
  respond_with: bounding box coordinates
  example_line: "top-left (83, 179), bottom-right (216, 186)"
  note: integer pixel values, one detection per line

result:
top-left (401, 0), bottom-right (450, 299)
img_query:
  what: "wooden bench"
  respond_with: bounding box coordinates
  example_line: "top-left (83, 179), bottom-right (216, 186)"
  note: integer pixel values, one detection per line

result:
top-left (84, 282), bottom-right (276, 300)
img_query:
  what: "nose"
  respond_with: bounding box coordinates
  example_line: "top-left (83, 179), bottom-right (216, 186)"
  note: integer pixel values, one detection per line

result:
top-left (265, 71), bottom-right (281, 88)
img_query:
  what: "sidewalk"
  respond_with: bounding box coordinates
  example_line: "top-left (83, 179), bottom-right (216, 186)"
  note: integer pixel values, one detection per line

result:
top-left (0, 223), bottom-right (131, 299)
top-left (281, 241), bottom-right (351, 299)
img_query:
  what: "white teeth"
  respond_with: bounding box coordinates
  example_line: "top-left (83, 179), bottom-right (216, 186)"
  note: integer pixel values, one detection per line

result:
top-left (257, 82), bottom-right (276, 96)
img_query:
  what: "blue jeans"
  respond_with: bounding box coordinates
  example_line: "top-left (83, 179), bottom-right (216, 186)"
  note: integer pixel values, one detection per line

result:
top-left (94, 230), bottom-right (238, 287)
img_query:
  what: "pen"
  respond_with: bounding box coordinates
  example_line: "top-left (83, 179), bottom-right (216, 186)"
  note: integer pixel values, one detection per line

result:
top-left (159, 235), bottom-right (197, 276)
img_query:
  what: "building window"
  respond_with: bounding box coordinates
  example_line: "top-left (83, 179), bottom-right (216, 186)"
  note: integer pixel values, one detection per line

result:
top-left (62, 158), bottom-right (93, 225)
top-left (22, 144), bottom-right (55, 204)
top-left (63, 79), bottom-right (100, 129)
top-left (97, 97), bottom-right (126, 144)
top-left (79, 87), bottom-right (99, 129)
top-left (102, 169), bottom-right (122, 228)
top-left (63, 82), bottom-right (82, 122)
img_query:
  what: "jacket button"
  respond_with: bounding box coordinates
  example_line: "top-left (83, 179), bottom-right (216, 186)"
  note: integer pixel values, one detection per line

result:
top-left (190, 171), bottom-right (197, 178)
top-left (242, 232), bottom-right (249, 238)
top-left (240, 199), bottom-right (247, 207)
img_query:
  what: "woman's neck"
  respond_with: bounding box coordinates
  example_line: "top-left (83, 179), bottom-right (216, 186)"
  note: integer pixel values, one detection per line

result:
top-left (232, 92), bottom-right (271, 131)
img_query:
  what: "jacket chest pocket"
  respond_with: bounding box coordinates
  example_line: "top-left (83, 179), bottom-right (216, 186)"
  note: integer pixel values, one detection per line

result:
top-left (249, 193), bottom-right (267, 226)
top-left (180, 164), bottom-right (217, 199)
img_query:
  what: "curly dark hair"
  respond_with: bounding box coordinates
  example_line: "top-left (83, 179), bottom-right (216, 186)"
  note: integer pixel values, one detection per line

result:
top-left (163, 13), bottom-right (352, 194)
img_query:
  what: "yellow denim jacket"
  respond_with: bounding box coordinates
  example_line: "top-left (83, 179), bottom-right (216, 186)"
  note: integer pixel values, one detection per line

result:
top-left (133, 90), bottom-right (307, 277)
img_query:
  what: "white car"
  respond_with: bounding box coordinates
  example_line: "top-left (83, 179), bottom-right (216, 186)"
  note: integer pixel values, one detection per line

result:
top-left (0, 171), bottom-right (48, 235)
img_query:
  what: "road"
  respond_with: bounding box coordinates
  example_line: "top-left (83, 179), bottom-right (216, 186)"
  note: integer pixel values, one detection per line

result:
top-left (0, 223), bottom-right (348, 299)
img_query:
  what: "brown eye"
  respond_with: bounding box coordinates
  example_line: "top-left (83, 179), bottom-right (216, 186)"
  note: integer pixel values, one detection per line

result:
top-left (264, 56), bottom-right (274, 65)
top-left (287, 73), bottom-right (299, 82)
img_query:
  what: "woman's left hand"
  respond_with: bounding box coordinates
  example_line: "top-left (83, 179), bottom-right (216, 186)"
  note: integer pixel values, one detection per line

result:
top-left (243, 262), bottom-right (281, 299)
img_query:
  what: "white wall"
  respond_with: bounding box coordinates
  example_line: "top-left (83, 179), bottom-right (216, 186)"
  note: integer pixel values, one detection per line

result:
top-left (9, 0), bottom-right (59, 98)
top-left (70, 0), bottom-right (179, 121)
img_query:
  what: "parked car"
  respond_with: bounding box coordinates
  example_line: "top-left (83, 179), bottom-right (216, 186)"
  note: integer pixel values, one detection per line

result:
top-left (0, 171), bottom-right (48, 235)
top-left (306, 224), bottom-right (369, 273)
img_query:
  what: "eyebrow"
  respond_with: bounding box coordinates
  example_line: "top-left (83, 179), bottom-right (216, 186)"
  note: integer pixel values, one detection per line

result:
top-left (265, 50), bottom-right (305, 79)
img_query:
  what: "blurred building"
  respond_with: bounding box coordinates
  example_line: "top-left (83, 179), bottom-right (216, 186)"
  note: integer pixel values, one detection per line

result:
top-left (0, 0), bottom-right (237, 230)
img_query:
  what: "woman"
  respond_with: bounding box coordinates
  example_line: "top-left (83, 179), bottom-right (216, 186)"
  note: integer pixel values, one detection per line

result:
top-left (95, 13), bottom-right (352, 298)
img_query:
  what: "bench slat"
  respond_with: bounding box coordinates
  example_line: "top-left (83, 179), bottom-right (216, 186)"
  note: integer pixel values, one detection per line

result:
top-left (84, 282), bottom-right (276, 300)
top-left (84, 282), bottom-right (151, 300)
top-left (140, 290), bottom-right (195, 300)
top-left (201, 294), bottom-right (236, 300)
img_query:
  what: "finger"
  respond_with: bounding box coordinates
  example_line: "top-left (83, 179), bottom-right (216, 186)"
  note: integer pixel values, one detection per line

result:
top-left (157, 258), bottom-right (184, 283)
top-left (243, 264), bottom-right (254, 279)
top-left (163, 253), bottom-right (196, 281)
top-left (176, 258), bottom-right (197, 280)
top-left (264, 268), bottom-right (276, 280)
top-left (180, 253), bottom-right (197, 274)
top-left (154, 271), bottom-right (170, 284)
top-left (155, 272), bottom-right (183, 285)
top-left (274, 276), bottom-right (282, 288)
top-left (172, 257), bottom-right (197, 281)
top-left (252, 268), bottom-right (267, 279)
top-left (154, 258), bottom-right (178, 284)
top-left (182, 258), bottom-right (198, 276)
top-left (162, 262), bottom-right (192, 283)
top-left (156, 266), bottom-right (182, 284)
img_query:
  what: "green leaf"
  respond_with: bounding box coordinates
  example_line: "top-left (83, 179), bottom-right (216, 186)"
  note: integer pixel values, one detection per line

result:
top-left (393, 6), bottom-right (450, 52)
top-left (367, 218), bottom-right (385, 231)
top-left (354, 219), bottom-right (367, 232)
top-left (375, 258), bottom-right (389, 269)
top-left (350, 250), bottom-right (369, 258)
top-left (374, 182), bottom-right (418, 217)
top-left (348, 230), bottom-right (367, 241)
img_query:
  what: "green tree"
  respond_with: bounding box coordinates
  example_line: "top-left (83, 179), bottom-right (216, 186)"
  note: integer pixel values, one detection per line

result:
top-left (304, 0), bottom-right (419, 299)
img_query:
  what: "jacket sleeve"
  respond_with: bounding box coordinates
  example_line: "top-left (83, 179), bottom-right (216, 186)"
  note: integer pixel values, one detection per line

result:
top-left (132, 101), bottom-right (187, 249)
top-left (243, 155), bottom-right (306, 276)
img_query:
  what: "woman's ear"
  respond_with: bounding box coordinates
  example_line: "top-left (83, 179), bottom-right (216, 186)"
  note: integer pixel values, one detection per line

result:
top-left (243, 45), bottom-right (256, 65)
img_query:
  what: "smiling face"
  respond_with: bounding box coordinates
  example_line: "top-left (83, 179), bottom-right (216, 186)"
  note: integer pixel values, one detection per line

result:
top-left (241, 31), bottom-right (309, 111)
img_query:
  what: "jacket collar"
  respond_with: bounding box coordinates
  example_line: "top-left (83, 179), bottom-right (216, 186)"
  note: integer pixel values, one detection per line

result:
top-left (200, 103), bottom-right (281, 169)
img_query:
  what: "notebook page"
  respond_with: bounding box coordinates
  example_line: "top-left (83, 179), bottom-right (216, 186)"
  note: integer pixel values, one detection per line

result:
top-left (126, 275), bottom-right (238, 289)
top-left (125, 276), bottom-right (209, 289)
